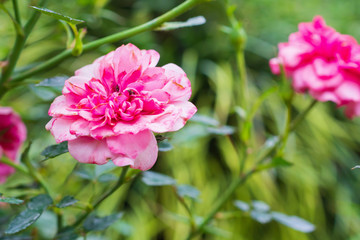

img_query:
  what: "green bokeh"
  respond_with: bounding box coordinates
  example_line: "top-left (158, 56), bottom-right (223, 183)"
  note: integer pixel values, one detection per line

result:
top-left (1, 0), bottom-right (360, 239)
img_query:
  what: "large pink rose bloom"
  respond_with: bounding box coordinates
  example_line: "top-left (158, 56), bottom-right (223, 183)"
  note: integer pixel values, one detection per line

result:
top-left (0, 107), bottom-right (27, 183)
top-left (270, 16), bottom-right (360, 118)
top-left (46, 43), bottom-right (197, 171)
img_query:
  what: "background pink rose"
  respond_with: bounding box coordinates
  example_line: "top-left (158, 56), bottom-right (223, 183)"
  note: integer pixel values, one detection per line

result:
top-left (0, 107), bottom-right (27, 183)
top-left (46, 43), bottom-right (197, 171)
top-left (270, 16), bottom-right (360, 118)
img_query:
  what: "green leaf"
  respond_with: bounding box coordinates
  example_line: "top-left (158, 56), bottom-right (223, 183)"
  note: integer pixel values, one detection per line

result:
top-left (56, 196), bottom-right (78, 208)
top-left (94, 161), bottom-right (117, 177)
top-left (207, 126), bottom-right (235, 135)
top-left (97, 173), bottom-right (118, 182)
top-left (112, 221), bottom-right (133, 236)
top-left (158, 141), bottom-right (173, 152)
top-left (27, 194), bottom-right (53, 211)
top-left (75, 167), bottom-right (95, 180)
top-left (41, 142), bottom-right (68, 160)
top-left (263, 136), bottom-right (280, 149)
top-left (0, 197), bottom-right (24, 205)
top-left (29, 6), bottom-right (85, 25)
top-left (256, 157), bottom-right (293, 171)
top-left (190, 114), bottom-right (219, 126)
top-left (5, 209), bottom-right (42, 234)
top-left (272, 157), bottom-right (293, 167)
top-left (83, 213), bottom-right (123, 232)
top-left (250, 210), bottom-right (272, 224)
top-left (233, 200), bottom-right (250, 212)
top-left (0, 235), bottom-right (33, 239)
top-left (36, 76), bottom-right (68, 92)
top-left (55, 227), bottom-right (79, 240)
top-left (156, 16), bottom-right (206, 31)
top-left (271, 212), bottom-right (315, 233)
top-left (176, 184), bottom-right (200, 200)
top-left (194, 216), bottom-right (232, 238)
top-left (4, 195), bottom-right (53, 235)
top-left (172, 125), bottom-right (209, 144)
top-left (247, 86), bottom-right (278, 121)
top-left (29, 85), bottom-right (57, 101)
top-left (141, 171), bottom-right (176, 186)
top-left (251, 200), bottom-right (270, 212)
top-left (204, 225), bottom-right (232, 238)
top-left (234, 106), bottom-right (247, 119)
top-left (34, 211), bottom-right (57, 238)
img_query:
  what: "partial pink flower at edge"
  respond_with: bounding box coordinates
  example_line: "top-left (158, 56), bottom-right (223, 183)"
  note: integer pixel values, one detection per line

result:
top-left (46, 43), bottom-right (197, 171)
top-left (269, 15), bottom-right (360, 118)
top-left (0, 107), bottom-right (27, 183)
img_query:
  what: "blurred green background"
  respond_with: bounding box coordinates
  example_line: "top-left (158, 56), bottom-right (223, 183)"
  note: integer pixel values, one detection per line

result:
top-left (2, 0), bottom-right (360, 239)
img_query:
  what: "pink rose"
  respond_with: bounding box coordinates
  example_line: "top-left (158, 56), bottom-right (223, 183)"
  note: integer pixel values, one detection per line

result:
top-left (270, 16), bottom-right (360, 118)
top-left (46, 43), bottom-right (197, 171)
top-left (0, 107), bottom-right (27, 183)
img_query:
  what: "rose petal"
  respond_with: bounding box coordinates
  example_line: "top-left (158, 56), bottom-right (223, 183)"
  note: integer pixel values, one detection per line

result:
top-left (162, 64), bottom-right (192, 101)
top-left (68, 137), bottom-right (113, 165)
top-left (147, 101), bottom-right (197, 133)
top-left (46, 118), bottom-right (76, 143)
top-left (70, 119), bottom-right (91, 136)
top-left (48, 96), bottom-right (78, 117)
top-left (269, 58), bottom-right (281, 75)
top-left (344, 101), bottom-right (360, 118)
top-left (107, 130), bottom-right (158, 171)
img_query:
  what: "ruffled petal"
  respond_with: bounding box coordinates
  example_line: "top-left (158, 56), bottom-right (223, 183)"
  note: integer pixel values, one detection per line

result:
top-left (107, 130), bottom-right (158, 171)
top-left (48, 95), bottom-right (78, 117)
top-left (162, 64), bottom-right (192, 101)
top-left (269, 58), bottom-right (281, 75)
top-left (140, 49), bottom-right (160, 68)
top-left (344, 101), bottom-right (360, 118)
top-left (147, 101), bottom-right (197, 133)
top-left (46, 118), bottom-right (76, 143)
top-left (69, 119), bottom-right (91, 136)
top-left (68, 137), bottom-right (113, 165)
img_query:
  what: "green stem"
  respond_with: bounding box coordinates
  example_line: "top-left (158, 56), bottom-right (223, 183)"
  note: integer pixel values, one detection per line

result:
top-left (23, 155), bottom-right (52, 196)
top-left (11, 0), bottom-right (21, 25)
top-left (187, 169), bottom-right (255, 239)
top-left (0, 156), bottom-right (29, 174)
top-left (9, 0), bottom-right (207, 84)
top-left (0, 0), bottom-right (47, 96)
top-left (0, 4), bottom-right (23, 36)
top-left (278, 92), bottom-right (294, 154)
top-left (0, 154), bottom-right (52, 196)
top-left (187, 98), bottom-right (319, 239)
top-left (290, 99), bottom-right (318, 131)
top-left (56, 210), bottom-right (63, 231)
top-left (258, 99), bottom-right (318, 164)
top-left (70, 166), bottom-right (130, 229)
top-left (236, 40), bottom-right (248, 175)
top-left (237, 50), bottom-right (247, 110)
top-left (174, 189), bottom-right (196, 230)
